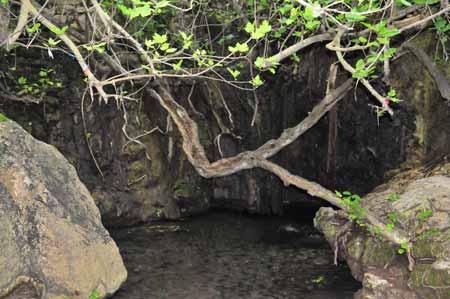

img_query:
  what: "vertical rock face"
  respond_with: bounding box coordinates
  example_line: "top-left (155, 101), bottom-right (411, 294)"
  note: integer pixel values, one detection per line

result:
top-left (0, 120), bottom-right (127, 299)
top-left (389, 32), bottom-right (450, 169)
top-left (315, 175), bottom-right (450, 299)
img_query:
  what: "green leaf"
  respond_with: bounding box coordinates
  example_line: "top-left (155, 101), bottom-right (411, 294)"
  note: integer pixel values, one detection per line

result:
top-left (374, 22), bottom-right (400, 38)
top-left (335, 190), bottom-right (343, 198)
top-left (245, 22), bottom-right (255, 34)
top-left (155, 0), bottom-right (170, 9)
top-left (47, 38), bottom-right (61, 47)
top-left (398, 242), bottom-right (409, 254)
top-left (251, 75), bottom-right (264, 88)
top-left (377, 37), bottom-right (390, 45)
top-left (160, 42), bottom-right (170, 51)
top-left (26, 23), bottom-right (41, 34)
top-left (387, 193), bottom-right (400, 202)
top-left (254, 57), bottom-right (266, 69)
top-left (384, 47), bottom-right (397, 58)
top-left (89, 290), bottom-right (100, 299)
top-left (132, 4), bottom-right (152, 18)
top-left (385, 223), bottom-right (395, 231)
top-left (345, 13), bottom-right (366, 22)
top-left (417, 209), bottom-right (433, 221)
top-left (251, 20), bottom-right (272, 40)
top-left (165, 47), bottom-right (177, 54)
top-left (305, 20), bottom-right (321, 30)
top-left (49, 25), bottom-right (68, 36)
top-left (388, 212), bottom-right (398, 223)
top-left (172, 60), bottom-right (183, 71)
top-left (304, 3), bottom-right (321, 20)
top-left (18, 76), bottom-right (27, 85)
top-left (0, 113), bottom-right (8, 122)
top-left (153, 32), bottom-right (167, 44)
top-left (396, 0), bottom-right (412, 6)
top-left (145, 39), bottom-right (154, 49)
top-left (228, 42), bottom-right (249, 54)
top-left (412, 0), bottom-right (440, 4)
top-left (179, 32), bottom-right (193, 49)
top-left (82, 42), bottom-right (106, 53)
top-left (434, 17), bottom-right (450, 33)
top-left (227, 67), bottom-right (240, 79)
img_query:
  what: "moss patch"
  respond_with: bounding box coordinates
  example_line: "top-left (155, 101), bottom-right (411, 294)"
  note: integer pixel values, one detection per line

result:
top-left (413, 229), bottom-right (450, 259)
top-left (361, 237), bottom-right (395, 267)
top-left (173, 181), bottom-right (195, 198)
top-left (410, 264), bottom-right (450, 291)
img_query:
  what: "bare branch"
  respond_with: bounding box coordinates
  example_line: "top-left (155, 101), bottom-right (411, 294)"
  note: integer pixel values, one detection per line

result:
top-left (399, 5), bottom-right (450, 32)
top-left (267, 33), bottom-right (333, 65)
top-left (2, 2), bottom-right (29, 50)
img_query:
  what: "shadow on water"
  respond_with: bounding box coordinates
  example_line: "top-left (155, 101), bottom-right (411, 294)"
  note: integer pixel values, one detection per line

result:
top-left (110, 210), bottom-right (361, 299)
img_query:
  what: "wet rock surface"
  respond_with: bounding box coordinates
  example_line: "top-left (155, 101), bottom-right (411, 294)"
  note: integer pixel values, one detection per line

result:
top-left (110, 211), bottom-right (360, 299)
top-left (0, 120), bottom-right (127, 299)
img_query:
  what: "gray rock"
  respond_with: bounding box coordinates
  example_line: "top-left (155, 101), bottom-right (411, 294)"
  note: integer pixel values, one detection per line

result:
top-left (0, 120), bottom-right (127, 299)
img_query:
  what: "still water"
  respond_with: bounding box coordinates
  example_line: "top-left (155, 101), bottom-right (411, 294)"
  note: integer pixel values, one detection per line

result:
top-left (110, 211), bottom-right (360, 299)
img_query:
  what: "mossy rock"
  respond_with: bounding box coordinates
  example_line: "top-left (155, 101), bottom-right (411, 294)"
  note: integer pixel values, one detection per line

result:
top-left (314, 208), bottom-right (339, 243)
top-left (413, 228), bottom-right (450, 259)
top-left (347, 235), bottom-right (366, 261)
top-left (409, 263), bottom-right (450, 299)
top-left (361, 237), bottom-right (395, 268)
top-left (173, 181), bottom-right (196, 198)
top-left (127, 160), bottom-right (149, 185)
top-left (123, 142), bottom-right (145, 156)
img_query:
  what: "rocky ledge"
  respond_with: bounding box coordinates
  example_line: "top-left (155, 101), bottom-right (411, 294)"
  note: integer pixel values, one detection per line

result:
top-left (315, 171), bottom-right (450, 299)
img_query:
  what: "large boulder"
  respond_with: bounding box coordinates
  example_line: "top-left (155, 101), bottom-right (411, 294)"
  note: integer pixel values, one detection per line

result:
top-left (0, 119), bottom-right (127, 299)
top-left (315, 174), bottom-right (450, 299)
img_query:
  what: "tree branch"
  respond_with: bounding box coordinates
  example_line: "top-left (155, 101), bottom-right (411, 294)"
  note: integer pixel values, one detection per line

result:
top-left (399, 5), bottom-right (450, 32)
top-left (404, 44), bottom-right (450, 101)
top-left (148, 78), bottom-right (354, 178)
top-left (2, 1), bottom-right (29, 50)
top-left (327, 30), bottom-right (394, 115)
top-left (267, 33), bottom-right (333, 65)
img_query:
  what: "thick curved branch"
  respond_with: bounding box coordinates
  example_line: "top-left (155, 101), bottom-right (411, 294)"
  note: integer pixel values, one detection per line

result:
top-left (149, 79), bottom-right (411, 259)
top-left (257, 160), bottom-right (410, 247)
top-left (148, 78), bottom-right (354, 178)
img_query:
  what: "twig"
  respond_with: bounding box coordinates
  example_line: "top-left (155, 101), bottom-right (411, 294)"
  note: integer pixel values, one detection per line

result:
top-left (400, 5), bottom-right (450, 32)
top-left (327, 30), bottom-right (394, 115)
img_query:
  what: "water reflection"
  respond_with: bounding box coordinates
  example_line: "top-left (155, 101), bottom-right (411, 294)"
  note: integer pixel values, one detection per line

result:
top-left (110, 211), bottom-right (360, 299)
